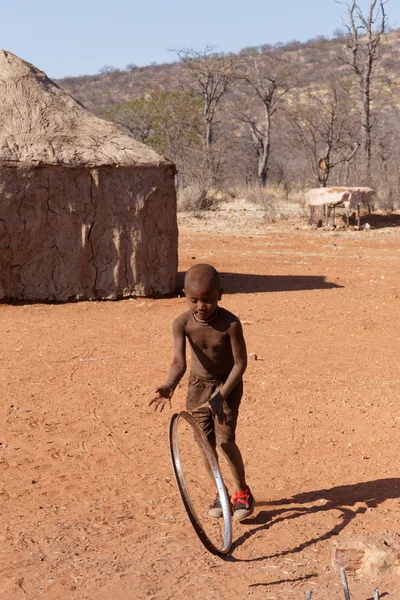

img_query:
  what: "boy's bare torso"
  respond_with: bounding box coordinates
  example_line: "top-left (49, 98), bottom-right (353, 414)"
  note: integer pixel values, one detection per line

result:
top-left (176, 307), bottom-right (238, 381)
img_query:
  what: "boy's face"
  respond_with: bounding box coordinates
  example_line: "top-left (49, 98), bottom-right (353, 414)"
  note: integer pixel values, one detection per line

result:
top-left (184, 280), bottom-right (222, 321)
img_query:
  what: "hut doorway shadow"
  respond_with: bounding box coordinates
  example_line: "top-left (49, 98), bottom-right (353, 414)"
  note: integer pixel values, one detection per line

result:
top-left (176, 272), bottom-right (343, 295)
top-left (222, 478), bottom-right (400, 563)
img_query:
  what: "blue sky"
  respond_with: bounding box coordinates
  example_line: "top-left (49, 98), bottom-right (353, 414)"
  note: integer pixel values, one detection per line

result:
top-left (2, 0), bottom-right (400, 78)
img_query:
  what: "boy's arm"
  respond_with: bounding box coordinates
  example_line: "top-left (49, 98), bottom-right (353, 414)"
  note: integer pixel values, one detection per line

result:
top-left (148, 317), bottom-right (187, 412)
top-left (209, 319), bottom-right (247, 424)
top-left (219, 319), bottom-right (247, 399)
top-left (165, 317), bottom-right (187, 390)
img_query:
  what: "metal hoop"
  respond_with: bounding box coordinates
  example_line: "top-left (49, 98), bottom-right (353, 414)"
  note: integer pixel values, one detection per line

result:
top-left (169, 411), bottom-right (232, 555)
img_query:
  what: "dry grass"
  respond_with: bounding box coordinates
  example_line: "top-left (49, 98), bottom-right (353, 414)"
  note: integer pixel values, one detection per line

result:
top-left (232, 184), bottom-right (308, 223)
top-left (178, 183), bottom-right (309, 222)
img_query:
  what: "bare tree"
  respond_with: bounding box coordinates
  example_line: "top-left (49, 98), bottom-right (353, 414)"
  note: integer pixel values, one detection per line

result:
top-left (338, 0), bottom-right (388, 182)
top-left (98, 65), bottom-right (121, 75)
top-left (236, 59), bottom-right (290, 187)
top-left (175, 47), bottom-right (238, 146)
top-left (287, 79), bottom-right (359, 187)
top-left (174, 47), bottom-right (240, 191)
top-left (371, 105), bottom-right (400, 210)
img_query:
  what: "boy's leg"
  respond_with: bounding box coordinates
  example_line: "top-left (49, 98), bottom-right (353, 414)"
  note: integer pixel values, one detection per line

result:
top-left (186, 376), bottom-right (220, 485)
top-left (214, 383), bottom-right (245, 491)
top-left (215, 383), bottom-right (255, 520)
top-left (217, 438), bottom-right (255, 520)
top-left (217, 441), bottom-right (246, 491)
top-left (190, 410), bottom-right (227, 518)
top-left (198, 430), bottom-right (219, 481)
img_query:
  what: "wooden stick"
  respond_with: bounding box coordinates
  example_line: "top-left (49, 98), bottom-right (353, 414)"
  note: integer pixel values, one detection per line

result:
top-left (340, 567), bottom-right (351, 600)
top-left (373, 589), bottom-right (380, 600)
top-left (305, 591), bottom-right (313, 600)
top-left (309, 206), bottom-right (314, 226)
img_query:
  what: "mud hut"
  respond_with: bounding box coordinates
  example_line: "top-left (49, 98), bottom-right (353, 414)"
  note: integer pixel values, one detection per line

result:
top-left (0, 50), bottom-right (178, 302)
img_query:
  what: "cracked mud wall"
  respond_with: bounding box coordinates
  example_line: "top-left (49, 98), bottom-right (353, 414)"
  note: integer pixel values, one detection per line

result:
top-left (0, 164), bottom-right (178, 301)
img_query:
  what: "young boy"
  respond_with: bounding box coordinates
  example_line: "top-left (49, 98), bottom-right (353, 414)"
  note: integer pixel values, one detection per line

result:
top-left (149, 263), bottom-right (255, 521)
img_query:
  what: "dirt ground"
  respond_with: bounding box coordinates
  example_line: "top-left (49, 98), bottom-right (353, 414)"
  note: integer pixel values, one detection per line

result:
top-left (1, 212), bottom-right (400, 600)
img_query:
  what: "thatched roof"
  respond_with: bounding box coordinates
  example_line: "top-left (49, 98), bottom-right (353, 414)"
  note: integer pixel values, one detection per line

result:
top-left (0, 50), bottom-right (169, 167)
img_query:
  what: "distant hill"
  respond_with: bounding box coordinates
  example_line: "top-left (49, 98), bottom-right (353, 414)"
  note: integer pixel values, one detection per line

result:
top-left (55, 30), bottom-right (400, 210)
top-left (56, 30), bottom-right (400, 113)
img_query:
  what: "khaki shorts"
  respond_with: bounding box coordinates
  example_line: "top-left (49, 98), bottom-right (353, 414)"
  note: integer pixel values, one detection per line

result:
top-left (186, 373), bottom-right (243, 445)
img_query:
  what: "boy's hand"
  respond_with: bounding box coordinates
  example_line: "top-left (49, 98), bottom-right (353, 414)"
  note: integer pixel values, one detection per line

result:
top-left (209, 391), bottom-right (227, 425)
top-left (148, 385), bottom-right (174, 412)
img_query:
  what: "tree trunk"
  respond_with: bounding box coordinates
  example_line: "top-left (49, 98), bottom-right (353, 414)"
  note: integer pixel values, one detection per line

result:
top-left (205, 116), bottom-right (213, 147)
top-left (258, 105), bottom-right (271, 187)
top-left (361, 83), bottom-right (372, 183)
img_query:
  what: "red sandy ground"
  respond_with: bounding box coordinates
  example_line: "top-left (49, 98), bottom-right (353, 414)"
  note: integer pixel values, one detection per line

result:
top-left (1, 216), bottom-right (400, 599)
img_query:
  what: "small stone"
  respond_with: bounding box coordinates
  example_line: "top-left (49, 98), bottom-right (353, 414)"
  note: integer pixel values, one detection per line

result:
top-left (332, 534), bottom-right (400, 578)
top-left (332, 544), bottom-right (365, 572)
top-left (248, 353), bottom-right (257, 360)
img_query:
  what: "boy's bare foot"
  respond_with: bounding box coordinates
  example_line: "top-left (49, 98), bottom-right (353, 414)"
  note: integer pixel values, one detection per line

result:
top-left (232, 487), bottom-right (255, 521)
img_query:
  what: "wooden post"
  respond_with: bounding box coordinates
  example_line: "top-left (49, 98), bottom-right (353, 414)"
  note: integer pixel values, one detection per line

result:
top-left (357, 205), bottom-right (360, 228)
top-left (309, 206), bottom-right (314, 226)
top-left (373, 589), bottom-right (380, 600)
top-left (306, 591), bottom-right (312, 599)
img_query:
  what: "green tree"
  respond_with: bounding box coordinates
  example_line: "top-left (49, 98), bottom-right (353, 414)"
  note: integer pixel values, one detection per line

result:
top-left (103, 96), bottom-right (155, 144)
top-left (102, 85), bottom-right (203, 188)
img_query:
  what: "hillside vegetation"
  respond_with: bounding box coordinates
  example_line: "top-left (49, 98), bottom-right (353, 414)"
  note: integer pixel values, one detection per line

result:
top-left (57, 26), bottom-right (400, 211)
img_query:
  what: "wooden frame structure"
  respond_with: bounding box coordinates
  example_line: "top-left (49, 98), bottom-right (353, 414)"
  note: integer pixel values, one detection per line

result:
top-left (306, 187), bottom-right (375, 228)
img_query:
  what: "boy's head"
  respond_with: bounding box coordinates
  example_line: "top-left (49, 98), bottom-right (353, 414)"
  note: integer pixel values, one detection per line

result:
top-left (184, 264), bottom-right (222, 321)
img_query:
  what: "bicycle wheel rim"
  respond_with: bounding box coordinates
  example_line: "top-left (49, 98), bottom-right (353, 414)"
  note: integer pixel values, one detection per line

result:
top-left (169, 411), bottom-right (232, 555)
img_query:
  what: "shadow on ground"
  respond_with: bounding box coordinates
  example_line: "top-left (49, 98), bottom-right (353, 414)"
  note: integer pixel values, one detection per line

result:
top-left (360, 213), bottom-right (400, 228)
top-left (249, 573), bottom-right (318, 589)
top-left (224, 478), bottom-right (400, 563)
top-left (176, 272), bottom-right (342, 295)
